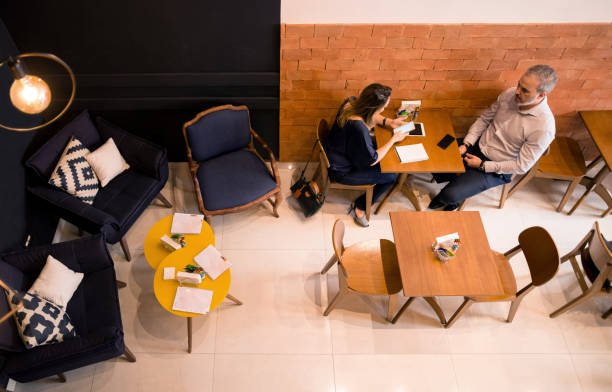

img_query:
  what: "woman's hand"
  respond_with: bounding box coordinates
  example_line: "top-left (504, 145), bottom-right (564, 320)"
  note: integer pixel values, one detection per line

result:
top-left (391, 130), bottom-right (409, 144)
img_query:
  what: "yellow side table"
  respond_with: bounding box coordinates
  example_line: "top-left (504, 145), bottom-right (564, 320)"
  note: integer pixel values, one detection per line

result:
top-left (148, 214), bottom-right (242, 353)
top-left (144, 215), bottom-right (215, 269)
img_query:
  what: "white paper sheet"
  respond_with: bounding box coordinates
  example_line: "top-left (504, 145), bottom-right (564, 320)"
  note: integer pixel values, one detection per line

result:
top-left (170, 213), bottom-right (204, 234)
top-left (172, 286), bottom-right (213, 314)
top-left (395, 143), bottom-right (429, 163)
top-left (194, 245), bottom-right (231, 280)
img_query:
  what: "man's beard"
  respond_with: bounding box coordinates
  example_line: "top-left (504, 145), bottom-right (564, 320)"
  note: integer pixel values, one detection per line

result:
top-left (516, 94), bottom-right (542, 106)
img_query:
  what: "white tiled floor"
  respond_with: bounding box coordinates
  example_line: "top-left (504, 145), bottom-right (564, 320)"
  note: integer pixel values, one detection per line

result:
top-left (16, 162), bottom-right (612, 392)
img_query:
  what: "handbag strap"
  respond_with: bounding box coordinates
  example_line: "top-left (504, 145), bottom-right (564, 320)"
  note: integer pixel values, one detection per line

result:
top-left (298, 139), bottom-right (320, 180)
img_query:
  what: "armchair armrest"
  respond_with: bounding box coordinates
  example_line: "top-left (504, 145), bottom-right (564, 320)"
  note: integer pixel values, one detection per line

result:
top-left (250, 129), bottom-right (280, 185)
top-left (95, 117), bottom-right (168, 181)
top-left (27, 185), bottom-right (120, 237)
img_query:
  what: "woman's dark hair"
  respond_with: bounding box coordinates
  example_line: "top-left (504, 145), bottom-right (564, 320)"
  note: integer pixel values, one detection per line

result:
top-left (338, 83), bottom-right (392, 128)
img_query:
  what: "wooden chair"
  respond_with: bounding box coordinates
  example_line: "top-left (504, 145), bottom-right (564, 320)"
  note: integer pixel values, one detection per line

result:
top-left (445, 226), bottom-right (559, 328)
top-left (323, 220), bottom-right (403, 322)
top-left (550, 221), bottom-right (612, 318)
top-left (459, 137), bottom-right (587, 212)
top-left (315, 119), bottom-right (374, 220)
top-left (499, 137), bottom-right (587, 211)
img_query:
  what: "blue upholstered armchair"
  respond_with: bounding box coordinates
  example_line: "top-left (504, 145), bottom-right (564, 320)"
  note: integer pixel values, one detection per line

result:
top-left (25, 110), bottom-right (172, 261)
top-left (182, 105), bottom-right (282, 219)
top-left (0, 234), bottom-right (135, 388)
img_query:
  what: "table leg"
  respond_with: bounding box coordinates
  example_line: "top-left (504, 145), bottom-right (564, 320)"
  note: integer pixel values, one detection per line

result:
top-left (424, 297), bottom-right (447, 325)
top-left (400, 179), bottom-right (424, 211)
top-left (187, 317), bottom-right (192, 353)
top-left (391, 296), bottom-right (415, 324)
top-left (227, 293), bottom-right (243, 305)
top-left (375, 173), bottom-right (408, 214)
top-left (568, 164), bottom-right (611, 215)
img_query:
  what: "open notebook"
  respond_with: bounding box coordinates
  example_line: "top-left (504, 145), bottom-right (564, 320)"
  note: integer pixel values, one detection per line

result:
top-left (395, 143), bottom-right (429, 163)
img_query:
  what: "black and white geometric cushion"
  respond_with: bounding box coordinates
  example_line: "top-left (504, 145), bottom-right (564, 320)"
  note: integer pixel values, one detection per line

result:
top-left (7, 291), bottom-right (77, 349)
top-left (48, 136), bottom-right (100, 205)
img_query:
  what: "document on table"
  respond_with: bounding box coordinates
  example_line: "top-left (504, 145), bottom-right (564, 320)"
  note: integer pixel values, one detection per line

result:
top-left (170, 213), bottom-right (204, 234)
top-left (194, 244), bottom-right (231, 280)
top-left (172, 286), bottom-right (213, 314)
top-left (395, 143), bottom-right (429, 163)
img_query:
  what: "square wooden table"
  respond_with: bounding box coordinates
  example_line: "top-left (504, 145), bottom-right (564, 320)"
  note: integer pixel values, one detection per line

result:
top-left (389, 210), bottom-right (504, 324)
top-left (374, 110), bottom-right (465, 213)
top-left (569, 111), bottom-right (612, 217)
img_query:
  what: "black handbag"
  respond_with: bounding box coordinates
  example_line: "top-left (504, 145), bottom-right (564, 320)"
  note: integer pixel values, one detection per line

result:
top-left (290, 140), bottom-right (328, 218)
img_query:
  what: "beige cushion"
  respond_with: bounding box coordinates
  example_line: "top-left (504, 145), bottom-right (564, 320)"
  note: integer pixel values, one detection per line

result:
top-left (28, 255), bottom-right (84, 308)
top-left (86, 138), bottom-right (130, 187)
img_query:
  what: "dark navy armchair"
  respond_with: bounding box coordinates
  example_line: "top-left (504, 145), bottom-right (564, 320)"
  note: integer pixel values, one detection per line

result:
top-left (182, 105), bottom-right (282, 221)
top-left (25, 110), bottom-right (172, 261)
top-left (0, 234), bottom-right (135, 389)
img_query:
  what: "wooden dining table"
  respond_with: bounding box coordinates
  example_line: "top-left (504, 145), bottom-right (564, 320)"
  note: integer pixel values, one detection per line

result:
top-left (389, 210), bottom-right (505, 325)
top-left (568, 111), bottom-right (612, 217)
top-left (374, 109), bottom-right (465, 213)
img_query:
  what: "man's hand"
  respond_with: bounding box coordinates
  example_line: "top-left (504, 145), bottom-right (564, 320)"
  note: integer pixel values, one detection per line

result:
top-left (458, 144), bottom-right (467, 156)
top-left (464, 153), bottom-right (482, 169)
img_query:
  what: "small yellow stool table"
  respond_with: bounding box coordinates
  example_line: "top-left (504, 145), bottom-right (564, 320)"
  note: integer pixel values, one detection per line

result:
top-left (146, 215), bottom-right (242, 353)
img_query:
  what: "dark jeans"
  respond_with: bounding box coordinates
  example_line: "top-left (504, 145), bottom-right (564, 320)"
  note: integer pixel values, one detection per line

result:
top-left (329, 165), bottom-right (397, 211)
top-left (432, 138), bottom-right (512, 206)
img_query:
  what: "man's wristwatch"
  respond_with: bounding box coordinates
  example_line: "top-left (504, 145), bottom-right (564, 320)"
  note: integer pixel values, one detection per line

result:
top-left (478, 160), bottom-right (485, 172)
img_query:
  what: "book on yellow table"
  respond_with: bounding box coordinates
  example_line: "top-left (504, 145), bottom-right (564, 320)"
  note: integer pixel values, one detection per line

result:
top-left (194, 245), bottom-right (231, 280)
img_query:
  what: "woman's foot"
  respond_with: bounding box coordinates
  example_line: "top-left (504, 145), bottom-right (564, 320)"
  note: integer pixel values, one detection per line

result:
top-left (348, 204), bottom-right (369, 227)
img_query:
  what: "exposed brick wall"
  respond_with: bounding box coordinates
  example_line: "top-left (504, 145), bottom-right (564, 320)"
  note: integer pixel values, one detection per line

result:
top-left (280, 23), bottom-right (612, 161)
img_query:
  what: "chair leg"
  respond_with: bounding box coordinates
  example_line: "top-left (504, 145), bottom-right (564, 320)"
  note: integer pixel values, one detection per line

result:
top-left (500, 171), bottom-right (534, 209)
top-left (387, 293), bottom-right (399, 322)
top-left (458, 198), bottom-right (468, 211)
top-left (156, 192), bottom-right (173, 208)
top-left (364, 187), bottom-right (373, 221)
top-left (57, 373), bottom-right (66, 383)
top-left (549, 292), bottom-right (594, 318)
top-left (445, 298), bottom-right (473, 328)
top-left (119, 237), bottom-right (131, 261)
top-left (124, 344), bottom-right (137, 362)
top-left (602, 306), bottom-right (612, 319)
top-left (320, 254), bottom-right (337, 275)
top-left (507, 284), bottom-right (534, 323)
top-left (391, 296), bottom-right (416, 324)
top-left (556, 177), bottom-right (581, 213)
top-left (272, 193), bottom-right (282, 218)
top-left (323, 287), bottom-right (348, 316)
top-left (424, 297), bottom-right (447, 325)
top-left (226, 293), bottom-right (243, 305)
top-left (498, 182), bottom-right (510, 208)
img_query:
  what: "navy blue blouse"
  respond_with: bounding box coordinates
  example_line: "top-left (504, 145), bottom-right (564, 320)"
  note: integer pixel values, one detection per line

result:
top-left (323, 99), bottom-right (378, 174)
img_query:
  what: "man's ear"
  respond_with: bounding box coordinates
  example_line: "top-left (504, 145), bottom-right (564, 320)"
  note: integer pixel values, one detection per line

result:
top-left (538, 92), bottom-right (547, 100)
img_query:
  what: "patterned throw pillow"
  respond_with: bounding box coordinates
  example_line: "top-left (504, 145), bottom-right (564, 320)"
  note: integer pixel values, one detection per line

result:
top-left (48, 136), bottom-right (100, 204)
top-left (7, 291), bottom-right (76, 349)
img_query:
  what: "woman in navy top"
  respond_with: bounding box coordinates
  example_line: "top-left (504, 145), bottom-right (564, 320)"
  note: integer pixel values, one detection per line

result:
top-left (324, 83), bottom-right (408, 227)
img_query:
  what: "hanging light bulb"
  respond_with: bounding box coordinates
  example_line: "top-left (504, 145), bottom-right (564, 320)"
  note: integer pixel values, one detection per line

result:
top-left (9, 74), bottom-right (51, 114)
top-left (6, 57), bottom-right (52, 114)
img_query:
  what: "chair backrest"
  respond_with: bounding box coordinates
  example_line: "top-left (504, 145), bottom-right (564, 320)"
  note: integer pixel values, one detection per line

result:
top-left (183, 105), bottom-right (252, 162)
top-left (588, 221), bottom-right (612, 280)
top-left (26, 110), bottom-right (102, 180)
top-left (332, 219), bottom-right (345, 262)
top-left (518, 226), bottom-right (560, 286)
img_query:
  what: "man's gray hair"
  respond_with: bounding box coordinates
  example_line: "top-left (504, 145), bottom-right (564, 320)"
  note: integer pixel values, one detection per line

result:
top-left (525, 64), bottom-right (558, 94)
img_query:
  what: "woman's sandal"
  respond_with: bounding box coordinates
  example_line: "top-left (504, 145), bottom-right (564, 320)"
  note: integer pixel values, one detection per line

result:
top-left (347, 203), bottom-right (369, 227)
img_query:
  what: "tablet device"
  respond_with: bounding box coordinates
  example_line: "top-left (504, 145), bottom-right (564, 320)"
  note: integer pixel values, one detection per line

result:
top-left (437, 134), bottom-right (455, 149)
